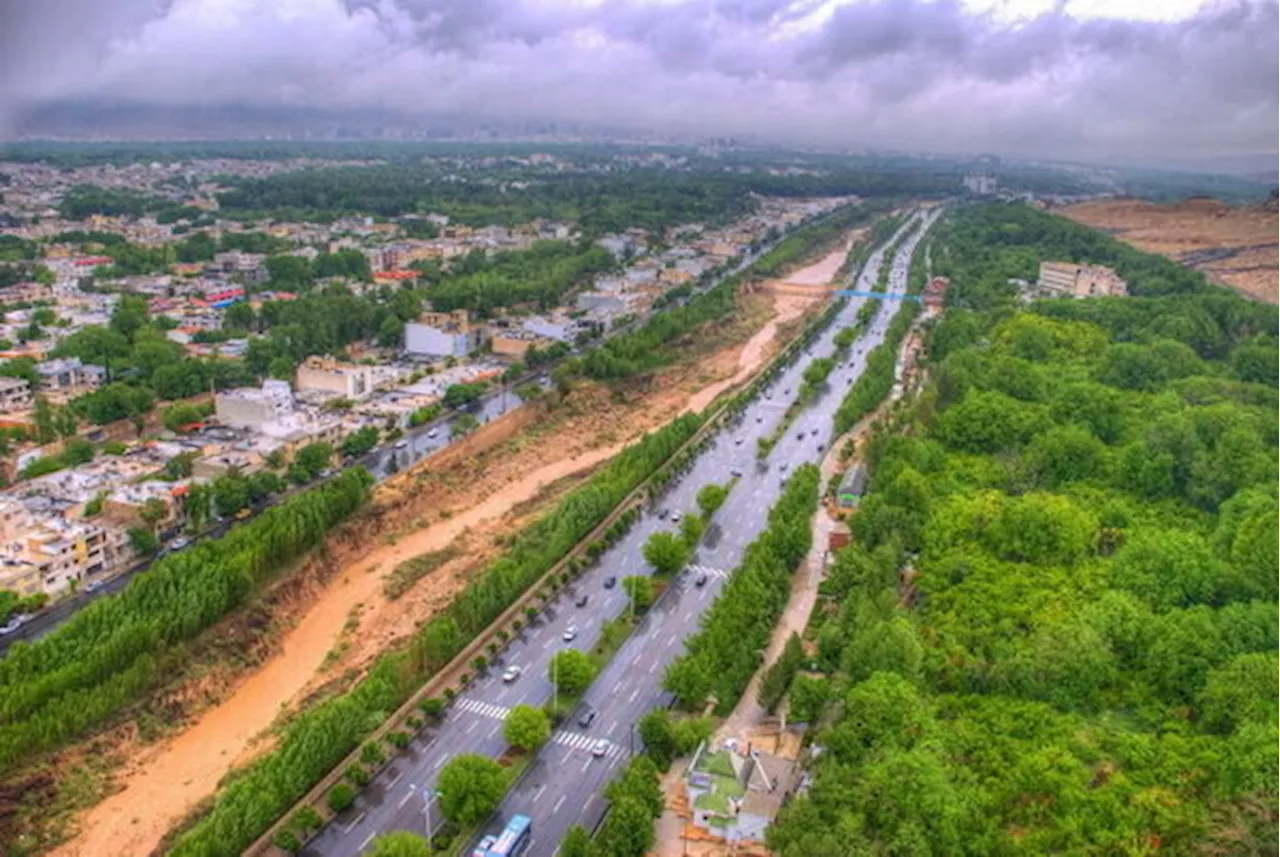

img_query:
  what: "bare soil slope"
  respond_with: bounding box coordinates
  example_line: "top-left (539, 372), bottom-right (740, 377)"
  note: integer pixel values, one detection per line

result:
top-left (1057, 197), bottom-right (1278, 304)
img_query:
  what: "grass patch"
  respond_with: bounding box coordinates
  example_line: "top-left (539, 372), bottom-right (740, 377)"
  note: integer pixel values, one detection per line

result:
top-left (383, 546), bottom-right (463, 599)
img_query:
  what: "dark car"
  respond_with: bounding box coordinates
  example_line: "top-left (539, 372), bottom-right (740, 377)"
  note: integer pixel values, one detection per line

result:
top-left (578, 708), bottom-right (598, 728)
top-left (604, 576), bottom-right (617, 589)
top-left (695, 572), bottom-right (709, 587)
top-left (575, 593), bottom-right (589, 608)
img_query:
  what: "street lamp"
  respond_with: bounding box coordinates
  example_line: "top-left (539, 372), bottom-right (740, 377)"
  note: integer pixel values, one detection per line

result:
top-left (407, 784), bottom-right (440, 839)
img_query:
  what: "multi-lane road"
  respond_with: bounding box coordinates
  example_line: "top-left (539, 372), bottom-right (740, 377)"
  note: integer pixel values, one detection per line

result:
top-left (301, 208), bottom-right (940, 857)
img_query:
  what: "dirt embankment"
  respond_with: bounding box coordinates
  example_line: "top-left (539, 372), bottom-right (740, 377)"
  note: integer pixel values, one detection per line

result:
top-left (40, 280), bottom-right (830, 857)
top-left (1056, 197), bottom-right (1279, 304)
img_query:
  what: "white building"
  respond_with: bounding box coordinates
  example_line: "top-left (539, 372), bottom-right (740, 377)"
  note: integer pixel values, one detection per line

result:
top-left (215, 380), bottom-right (295, 429)
top-left (404, 310), bottom-right (486, 359)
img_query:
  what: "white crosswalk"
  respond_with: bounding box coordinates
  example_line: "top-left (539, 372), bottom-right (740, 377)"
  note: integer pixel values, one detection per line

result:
top-left (551, 730), bottom-right (625, 759)
top-left (455, 698), bottom-right (511, 720)
top-left (686, 564), bottom-right (729, 581)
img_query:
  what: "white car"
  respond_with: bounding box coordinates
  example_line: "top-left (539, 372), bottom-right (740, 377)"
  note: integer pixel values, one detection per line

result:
top-left (427, 428), bottom-right (438, 438)
top-left (394, 439), bottom-right (409, 449)
top-left (502, 665), bottom-right (523, 683)
top-left (591, 739), bottom-right (610, 758)
top-left (0, 617), bottom-right (24, 635)
top-left (562, 626), bottom-right (578, 642)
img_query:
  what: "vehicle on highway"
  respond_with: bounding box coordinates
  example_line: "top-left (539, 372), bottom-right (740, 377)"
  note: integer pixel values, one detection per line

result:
top-left (796, 431), bottom-right (805, 440)
top-left (234, 508), bottom-right (252, 520)
top-left (811, 428), bottom-right (819, 436)
top-left (502, 665), bottom-right (524, 683)
top-left (427, 428), bottom-right (438, 438)
top-left (168, 536), bottom-right (191, 552)
top-left (658, 508), bottom-right (669, 519)
top-left (84, 579), bottom-right (104, 594)
top-left (562, 626), bottom-right (577, 642)
top-left (735, 437), bottom-right (744, 445)
top-left (670, 512), bottom-right (681, 523)
top-left (730, 468), bottom-right (743, 478)
top-left (394, 439), bottom-right (409, 449)
top-left (695, 571), bottom-right (709, 587)
top-left (481, 814), bottom-right (532, 857)
top-left (780, 461), bottom-right (789, 471)
top-left (575, 593), bottom-right (589, 608)
top-left (591, 739), bottom-right (609, 758)
top-left (577, 708), bottom-right (597, 728)
top-left (756, 415), bottom-right (763, 422)
top-left (0, 616), bottom-right (25, 635)
top-left (604, 576), bottom-right (617, 589)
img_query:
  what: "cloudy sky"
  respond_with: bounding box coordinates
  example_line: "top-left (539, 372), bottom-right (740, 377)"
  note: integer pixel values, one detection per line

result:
top-left (0, 0), bottom-right (1275, 162)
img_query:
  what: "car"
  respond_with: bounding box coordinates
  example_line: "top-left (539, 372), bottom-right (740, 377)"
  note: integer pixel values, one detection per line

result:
top-left (695, 571), bottom-right (709, 587)
top-left (169, 536), bottom-right (191, 552)
top-left (671, 512), bottom-right (681, 523)
top-left (427, 428), bottom-right (438, 438)
top-left (756, 415), bottom-right (763, 423)
top-left (235, 508), bottom-right (252, 520)
top-left (0, 617), bottom-right (24, 635)
top-left (847, 377), bottom-right (853, 385)
top-left (811, 429), bottom-right (819, 437)
top-left (780, 462), bottom-right (789, 471)
top-left (394, 439), bottom-right (409, 449)
top-left (658, 508), bottom-right (669, 520)
top-left (563, 626), bottom-right (578, 642)
top-left (84, 579), bottom-right (104, 594)
top-left (604, 576), bottom-right (617, 589)
top-left (472, 835), bottom-right (498, 857)
top-left (817, 444), bottom-right (824, 452)
top-left (319, 468), bottom-right (334, 479)
top-left (578, 708), bottom-right (598, 728)
top-left (785, 388), bottom-right (791, 395)
top-left (735, 437), bottom-right (744, 445)
top-left (730, 468), bottom-right (743, 478)
top-left (591, 739), bottom-right (610, 758)
top-left (575, 593), bottom-right (589, 608)
top-left (502, 665), bottom-right (524, 683)
top-left (796, 431), bottom-right (805, 440)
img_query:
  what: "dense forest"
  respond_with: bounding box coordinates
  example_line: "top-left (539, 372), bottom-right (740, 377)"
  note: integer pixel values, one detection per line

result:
top-left (767, 202), bottom-right (1278, 856)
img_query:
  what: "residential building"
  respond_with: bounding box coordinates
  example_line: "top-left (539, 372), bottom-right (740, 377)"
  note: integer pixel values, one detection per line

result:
top-left (404, 310), bottom-right (487, 358)
top-left (490, 329), bottom-right (549, 358)
top-left (215, 380), bottom-right (295, 430)
top-left (0, 497), bottom-right (133, 594)
top-left (1037, 261), bottom-right (1128, 298)
top-left (35, 357), bottom-right (106, 393)
top-left (295, 356), bottom-right (377, 399)
top-left (837, 463), bottom-right (868, 509)
top-left (102, 481), bottom-right (189, 534)
top-left (0, 376), bottom-right (33, 413)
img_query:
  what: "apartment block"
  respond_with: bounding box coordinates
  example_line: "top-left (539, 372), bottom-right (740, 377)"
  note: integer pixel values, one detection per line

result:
top-left (1037, 261), bottom-right (1128, 299)
top-left (404, 310), bottom-right (487, 358)
top-left (215, 380), bottom-right (295, 429)
top-left (0, 376), bottom-right (33, 414)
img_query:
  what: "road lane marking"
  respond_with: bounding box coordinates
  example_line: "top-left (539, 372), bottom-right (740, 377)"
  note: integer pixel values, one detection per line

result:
top-left (343, 812), bottom-right (366, 834)
top-left (629, 688), bottom-right (641, 703)
top-left (533, 784), bottom-right (546, 803)
top-left (399, 791), bottom-right (414, 807)
top-left (465, 719), bottom-right (478, 733)
top-left (387, 770), bottom-right (402, 787)
top-left (360, 832), bottom-right (375, 851)
top-left (455, 698), bottom-right (511, 720)
top-left (553, 795), bottom-right (567, 813)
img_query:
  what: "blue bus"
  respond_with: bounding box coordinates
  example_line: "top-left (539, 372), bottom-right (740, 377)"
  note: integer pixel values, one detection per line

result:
top-left (474, 815), bottom-right (532, 857)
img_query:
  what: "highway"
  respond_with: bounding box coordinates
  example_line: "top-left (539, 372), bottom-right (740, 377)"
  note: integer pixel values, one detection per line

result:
top-left (300, 207), bottom-right (939, 857)
top-left (0, 216), bottom-right (814, 655)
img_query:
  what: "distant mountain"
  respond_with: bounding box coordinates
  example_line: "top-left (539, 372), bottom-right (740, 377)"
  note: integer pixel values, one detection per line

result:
top-left (4, 101), bottom-right (640, 144)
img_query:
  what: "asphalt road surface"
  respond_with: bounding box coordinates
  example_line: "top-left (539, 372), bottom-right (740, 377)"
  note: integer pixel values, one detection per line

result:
top-left (301, 208), bottom-right (939, 857)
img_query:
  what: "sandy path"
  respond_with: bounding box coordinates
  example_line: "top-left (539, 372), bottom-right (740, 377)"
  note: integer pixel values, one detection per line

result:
top-left (54, 292), bottom-right (816, 857)
top-left (780, 237), bottom-right (855, 286)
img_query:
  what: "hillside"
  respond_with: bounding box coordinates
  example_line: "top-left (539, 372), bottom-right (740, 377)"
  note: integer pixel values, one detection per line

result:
top-left (1056, 196), bottom-right (1278, 304)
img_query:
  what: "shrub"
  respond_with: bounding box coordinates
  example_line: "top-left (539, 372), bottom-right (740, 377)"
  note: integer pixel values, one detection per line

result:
top-left (360, 741), bottom-right (386, 767)
top-left (327, 783), bottom-right (356, 813)
top-left (291, 806), bottom-right (322, 833)
top-left (419, 697), bottom-right (444, 718)
top-left (345, 764), bottom-right (370, 787)
top-left (387, 731), bottom-right (411, 749)
top-left (273, 829), bottom-right (302, 852)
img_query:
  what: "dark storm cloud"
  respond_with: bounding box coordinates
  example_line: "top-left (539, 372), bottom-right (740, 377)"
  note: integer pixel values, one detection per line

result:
top-left (0, 0), bottom-right (1274, 162)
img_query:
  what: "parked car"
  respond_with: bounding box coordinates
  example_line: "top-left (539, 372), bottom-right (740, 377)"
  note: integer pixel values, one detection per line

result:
top-left (502, 665), bottom-right (524, 683)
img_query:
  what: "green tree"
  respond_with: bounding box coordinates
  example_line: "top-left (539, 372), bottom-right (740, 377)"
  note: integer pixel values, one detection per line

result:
top-left (127, 527), bottom-right (160, 556)
top-left (549, 649), bottom-right (595, 695)
top-left (504, 704), bottom-right (551, 751)
top-left (695, 483), bottom-right (728, 517)
top-left (1197, 652), bottom-right (1279, 733)
top-left (622, 576), bottom-right (654, 612)
top-left (367, 832), bottom-right (431, 857)
top-left (560, 825), bottom-right (594, 857)
top-left (637, 709), bottom-right (678, 770)
top-left (642, 531), bottom-right (689, 576)
top-left (437, 754), bottom-right (505, 825)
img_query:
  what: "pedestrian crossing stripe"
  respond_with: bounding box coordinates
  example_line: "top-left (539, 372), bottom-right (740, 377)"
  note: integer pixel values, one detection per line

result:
top-left (686, 564), bottom-right (729, 581)
top-left (455, 698), bottom-right (511, 720)
top-left (551, 731), bottom-right (625, 759)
